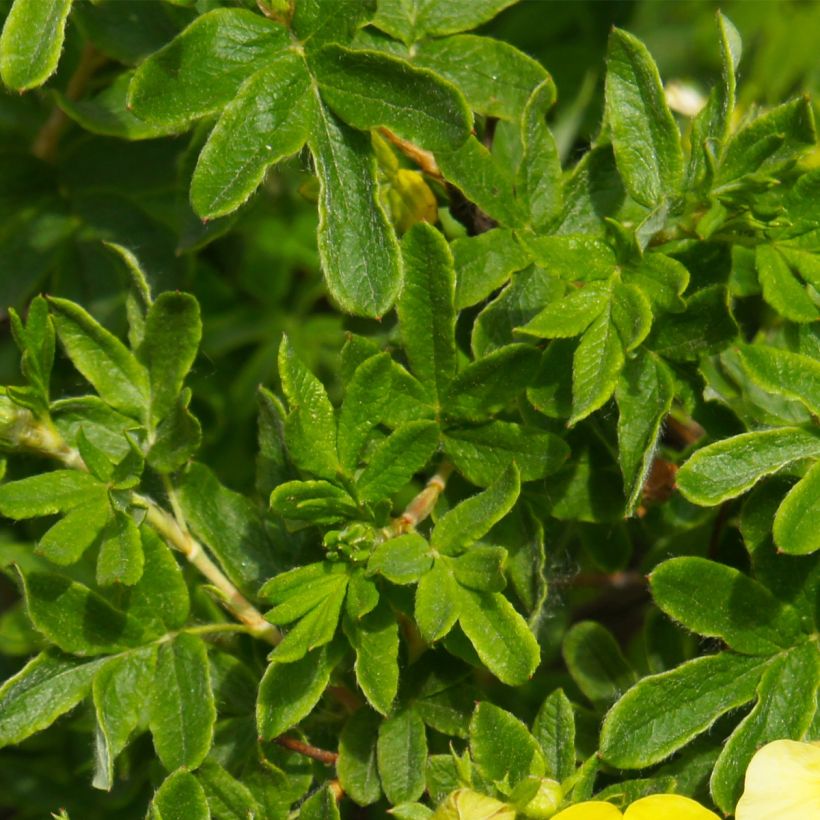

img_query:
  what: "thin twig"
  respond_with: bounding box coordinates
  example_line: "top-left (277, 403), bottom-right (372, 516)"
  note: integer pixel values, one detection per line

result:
top-left (385, 461), bottom-right (453, 537)
top-left (379, 127), bottom-right (443, 181)
top-left (32, 43), bottom-right (106, 163)
top-left (275, 736), bottom-right (338, 765)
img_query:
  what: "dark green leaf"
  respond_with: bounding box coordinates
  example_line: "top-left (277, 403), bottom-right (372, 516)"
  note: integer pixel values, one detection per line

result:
top-left (452, 546), bottom-right (507, 592)
top-left (532, 689), bottom-right (576, 782)
top-left (773, 461), bottom-right (820, 555)
top-left (414, 560), bottom-right (459, 643)
top-left (756, 245), bottom-right (819, 324)
top-left (196, 761), bottom-right (262, 819)
top-left (149, 770), bottom-right (210, 820)
top-left (377, 708), bottom-right (427, 804)
top-left (338, 708), bottom-right (382, 806)
top-left (300, 784), bottom-right (340, 820)
top-left (373, 0), bottom-right (517, 42)
top-left (516, 281), bottom-right (610, 339)
top-left (96, 510), bottom-right (144, 587)
top-left (270, 480), bottom-right (358, 525)
top-left (35, 493), bottom-right (110, 565)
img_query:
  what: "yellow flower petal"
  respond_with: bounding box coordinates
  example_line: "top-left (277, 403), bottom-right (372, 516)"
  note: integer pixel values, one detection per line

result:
top-left (552, 802), bottom-right (624, 820)
top-left (623, 794), bottom-right (720, 819)
top-left (735, 739), bottom-right (820, 820)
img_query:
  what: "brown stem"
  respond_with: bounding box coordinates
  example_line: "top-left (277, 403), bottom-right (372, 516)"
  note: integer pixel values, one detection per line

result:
top-left (275, 736), bottom-right (338, 765)
top-left (32, 43), bottom-right (106, 163)
top-left (556, 570), bottom-right (647, 590)
top-left (379, 127), bottom-right (443, 181)
top-left (386, 461), bottom-right (453, 537)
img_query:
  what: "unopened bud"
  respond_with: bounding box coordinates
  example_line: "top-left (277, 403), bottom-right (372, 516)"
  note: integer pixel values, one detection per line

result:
top-left (431, 789), bottom-right (516, 820)
top-left (522, 779), bottom-right (563, 819)
top-left (0, 393), bottom-right (34, 451)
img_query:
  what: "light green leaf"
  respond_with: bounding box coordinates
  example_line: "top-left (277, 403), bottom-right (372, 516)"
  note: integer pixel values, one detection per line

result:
top-left (532, 689), bottom-right (576, 782)
top-left (338, 708), bottom-right (382, 806)
top-left (292, 0), bottom-right (373, 50)
top-left (415, 560), bottom-right (459, 643)
top-left (278, 334), bottom-right (338, 479)
top-left (149, 633), bottom-right (215, 772)
top-left (312, 45), bottom-right (471, 152)
top-left (622, 252), bottom-right (689, 312)
top-left (270, 480), bottom-right (359, 525)
top-left (650, 557), bottom-right (803, 654)
top-left (516, 282), bottom-right (610, 339)
top-left (414, 35), bottom-right (547, 122)
top-left (368, 533), bottom-right (432, 585)
top-left (443, 421), bottom-right (568, 487)
top-left (20, 570), bottom-right (147, 656)
top-left (96, 510), bottom-right (144, 587)
top-left (518, 78), bottom-right (562, 229)
top-left (616, 352), bottom-right (674, 515)
top-left (93, 646), bottom-right (157, 791)
top-left (257, 642), bottom-right (341, 739)
top-left (773, 461), bottom-right (820, 555)
top-left (452, 546), bottom-right (507, 593)
top-left (605, 28), bottom-right (683, 206)
top-left (709, 642), bottom-right (818, 813)
top-left (398, 223), bottom-right (457, 403)
top-left (310, 102), bottom-right (401, 318)
top-left (562, 621), bottom-right (636, 708)
top-left (147, 394), bottom-right (202, 474)
top-left (344, 600), bottom-right (399, 716)
top-left (378, 708), bottom-right (428, 804)
top-left (611, 281), bottom-right (652, 351)
top-left (570, 307), bottom-right (624, 425)
top-left (0, 0), bottom-right (72, 91)
top-left (35, 493), bottom-right (110, 565)
top-left (196, 761), bottom-right (262, 819)
top-left (676, 427), bottom-right (820, 506)
top-left (149, 770), bottom-right (210, 820)
top-left (457, 586), bottom-right (540, 686)
top-left (432, 463), bottom-right (520, 553)
top-left (191, 52), bottom-right (313, 219)
top-left (139, 292), bottom-right (201, 426)
top-left (127, 9), bottom-right (289, 130)
top-left (356, 420), bottom-right (440, 504)
top-left (176, 462), bottom-right (279, 596)
top-left (373, 0), bottom-right (518, 42)
top-left (756, 245), bottom-right (819, 323)
top-left (470, 702), bottom-right (544, 787)
top-left (261, 562), bottom-right (347, 620)
top-left (10, 294), bottom-right (54, 409)
top-left (337, 353), bottom-right (392, 473)
top-left (0, 650), bottom-right (107, 748)
top-left (599, 652), bottom-right (770, 768)
top-left (48, 297), bottom-right (149, 420)
top-left (452, 229), bottom-right (529, 310)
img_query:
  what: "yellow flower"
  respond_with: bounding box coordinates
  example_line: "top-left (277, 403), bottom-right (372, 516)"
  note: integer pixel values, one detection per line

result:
top-left (551, 795), bottom-right (719, 820)
top-left (735, 739), bottom-right (820, 819)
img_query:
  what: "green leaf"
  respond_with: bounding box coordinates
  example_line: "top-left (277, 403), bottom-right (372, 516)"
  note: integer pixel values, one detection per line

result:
top-left (709, 642), bottom-right (818, 813)
top-left (518, 78), bottom-right (562, 229)
top-left (398, 223), bottom-right (457, 404)
top-left (312, 45), bottom-right (471, 152)
top-left (260, 562), bottom-right (346, 614)
top-left (676, 427), bottom-right (820, 506)
top-left (127, 9), bottom-right (289, 130)
top-left (444, 344), bottom-right (540, 420)
top-left (337, 353), bottom-right (392, 473)
top-left (605, 28), bottom-right (683, 207)
top-left (310, 102), bottom-right (401, 317)
top-left (562, 621), bottom-right (636, 708)
top-left (344, 599), bottom-right (399, 716)
top-left (149, 633), bottom-right (215, 771)
top-left (648, 285), bottom-right (738, 360)
top-left (96, 510), bottom-right (144, 587)
top-left (139, 292), bottom-right (201, 426)
top-left (432, 463), bottom-right (520, 553)
top-left (374, 0), bottom-right (517, 43)
top-left (378, 708), bottom-right (428, 804)
top-left (718, 96), bottom-right (816, 183)
top-left (452, 229), bottom-right (529, 310)
top-left (20, 570), bottom-right (147, 655)
top-left (356, 420), bottom-right (439, 504)
top-left (299, 784), bottom-right (340, 820)
top-left (516, 282), bottom-right (610, 339)
top-left (147, 394), bottom-right (202, 474)
top-left (457, 586), bottom-right (540, 686)
top-left (532, 689), bottom-right (576, 782)
top-left (616, 352), bottom-right (674, 515)
top-left (191, 52), bottom-right (312, 219)
top-left (338, 708), bottom-right (382, 806)
top-left (278, 335), bottom-right (338, 479)
top-left (10, 295), bottom-right (55, 409)
top-left (196, 761), bottom-right (262, 819)
top-left (93, 646), bottom-right (157, 791)
top-left (443, 422), bottom-right (568, 487)
top-left (470, 702), bottom-right (544, 787)
top-left (256, 387), bottom-right (291, 496)
top-left (611, 281), bottom-right (652, 352)
top-left (650, 557), bottom-right (803, 655)
top-left (0, 0), bottom-right (72, 91)
top-left (414, 560), bottom-right (459, 643)
top-left (35, 493), bottom-right (110, 565)
top-left (48, 297), bottom-right (149, 421)
top-left (773, 461), bottom-right (820, 555)
top-left (452, 546), bottom-right (507, 593)
top-left (599, 652), bottom-right (770, 768)
top-left (756, 245), bottom-right (819, 324)
top-left (570, 306), bottom-right (625, 425)
top-left (0, 650), bottom-right (107, 748)
top-left (149, 770), bottom-right (210, 820)
top-left (176, 462), bottom-right (280, 596)
top-left (436, 136), bottom-right (524, 227)
top-left (414, 35), bottom-right (547, 122)
top-left (368, 533), bottom-right (432, 585)
top-left (270, 480), bottom-right (358, 525)
top-left (257, 642), bottom-right (341, 739)
top-left (623, 253), bottom-right (689, 312)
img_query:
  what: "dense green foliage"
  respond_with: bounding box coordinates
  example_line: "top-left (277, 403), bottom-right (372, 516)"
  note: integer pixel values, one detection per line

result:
top-left (0, 1), bottom-right (818, 818)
